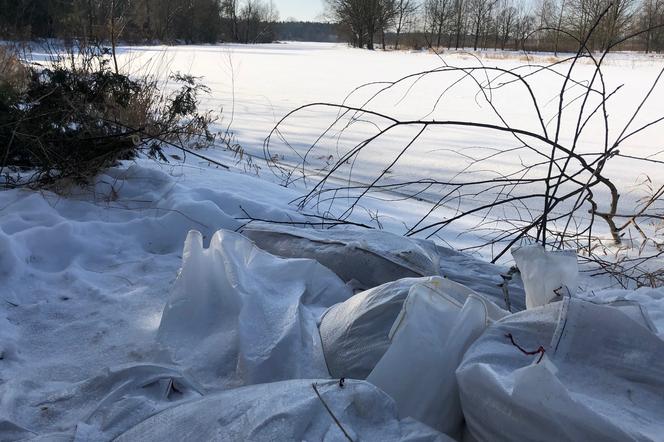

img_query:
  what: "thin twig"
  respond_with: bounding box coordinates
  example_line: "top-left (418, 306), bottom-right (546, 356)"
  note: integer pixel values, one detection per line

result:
top-left (312, 383), bottom-right (353, 442)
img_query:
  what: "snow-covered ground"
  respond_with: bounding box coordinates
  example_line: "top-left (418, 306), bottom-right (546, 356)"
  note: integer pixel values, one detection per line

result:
top-left (24, 42), bottom-right (664, 253)
top-left (2, 43), bottom-right (664, 440)
top-left (103, 42), bottom-right (664, 250)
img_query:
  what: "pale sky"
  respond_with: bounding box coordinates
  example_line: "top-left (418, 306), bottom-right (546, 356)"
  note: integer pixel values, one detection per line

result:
top-left (274, 0), bottom-right (326, 22)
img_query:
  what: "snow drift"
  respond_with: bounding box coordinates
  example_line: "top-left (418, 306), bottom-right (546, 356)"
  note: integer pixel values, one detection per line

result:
top-left (2, 156), bottom-right (662, 441)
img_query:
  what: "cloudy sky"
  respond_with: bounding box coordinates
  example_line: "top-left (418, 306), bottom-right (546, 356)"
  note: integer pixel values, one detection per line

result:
top-left (274, 0), bottom-right (326, 21)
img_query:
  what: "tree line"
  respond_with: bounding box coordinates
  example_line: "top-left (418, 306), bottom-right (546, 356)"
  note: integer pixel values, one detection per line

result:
top-left (0, 0), bottom-right (281, 43)
top-left (326, 0), bottom-right (664, 52)
top-left (1, 0), bottom-right (661, 52)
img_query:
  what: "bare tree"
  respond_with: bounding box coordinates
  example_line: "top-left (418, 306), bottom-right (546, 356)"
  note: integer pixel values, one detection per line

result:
top-left (377, 0), bottom-right (397, 49)
top-left (513, 0), bottom-right (536, 47)
top-left (108, 0), bottom-right (125, 74)
top-left (326, 0), bottom-right (368, 47)
top-left (220, 0), bottom-right (278, 43)
top-left (594, 0), bottom-right (637, 49)
top-left (263, 15), bottom-right (664, 286)
top-left (641, 0), bottom-right (664, 52)
top-left (495, 0), bottom-right (518, 49)
top-left (451, 0), bottom-right (469, 48)
top-left (222, 0), bottom-right (240, 41)
top-left (425, 0), bottom-right (453, 47)
top-left (326, 0), bottom-right (405, 49)
top-left (469, 0), bottom-right (498, 50)
top-left (394, 0), bottom-right (419, 49)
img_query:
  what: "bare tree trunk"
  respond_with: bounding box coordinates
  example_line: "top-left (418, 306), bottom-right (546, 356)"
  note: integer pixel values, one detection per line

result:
top-left (455, 11), bottom-right (463, 49)
top-left (395, 10), bottom-right (402, 50)
top-left (645, 3), bottom-right (653, 53)
top-left (473, 16), bottom-right (481, 50)
top-left (87, 0), bottom-right (94, 42)
top-left (367, 23), bottom-right (375, 49)
top-left (553, 4), bottom-right (563, 56)
top-left (145, 0), bottom-right (152, 40)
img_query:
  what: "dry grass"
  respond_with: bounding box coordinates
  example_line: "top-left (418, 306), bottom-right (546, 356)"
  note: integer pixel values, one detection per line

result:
top-left (0, 46), bottom-right (29, 92)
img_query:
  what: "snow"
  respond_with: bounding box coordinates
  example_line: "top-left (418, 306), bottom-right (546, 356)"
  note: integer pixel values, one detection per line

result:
top-left (24, 42), bottom-right (664, 252)
top-left (2, 43), bottom-right (664, 439)
top-left (0, 155), bottom-right (482, 438)
top-left (0, 161), bottom-right (306, 436)
top-left (99, 42), bottom-right (664, 254)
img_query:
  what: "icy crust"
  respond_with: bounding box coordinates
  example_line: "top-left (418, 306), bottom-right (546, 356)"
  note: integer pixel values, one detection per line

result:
top-left (320, 277), bottom-right (431, 380)
top-left (63, 364), bottom-right (202, 441)
top-left (513, 244), bottom-right (579, 309)
top-left (319, 276), bottom-right (508, 383)
top-left (578, 287), bottom-right (664, 338)
top-left (366, 278), bottom-right (508, 437)
top-left (243, 224), bottom-right (443, 287)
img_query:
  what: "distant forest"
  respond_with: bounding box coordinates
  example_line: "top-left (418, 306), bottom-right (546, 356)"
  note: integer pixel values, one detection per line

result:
top-left (1, 0), bottom-right (662, 52)
top-left (326, 0), bottom-right (664, 53)
top-left (0, 0), bottom-right (341, 44)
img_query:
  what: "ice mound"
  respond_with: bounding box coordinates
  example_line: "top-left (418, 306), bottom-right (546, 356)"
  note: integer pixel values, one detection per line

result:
top-left (457, 298), bottom-right (664, 441)
top-left (243, 224), bottom-right (442, 289)
top-left (366, 277), bottom-right (508, 436)
top-left (243, 224), bottom-right (526, 310)
top-left (320, 277), bottom-right (430, 380)
top-left (512, 244), bottom-right (578, 309)
top-left (157, 229), bottom-right (353, 386)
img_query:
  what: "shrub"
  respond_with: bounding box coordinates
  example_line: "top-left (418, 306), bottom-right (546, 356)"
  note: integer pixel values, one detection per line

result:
top-left (0, 45), bottom-right (216, 189)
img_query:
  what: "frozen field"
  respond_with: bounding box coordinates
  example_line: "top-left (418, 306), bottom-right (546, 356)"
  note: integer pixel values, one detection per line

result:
top-left (2, 43), bottom-right (663, 440)
top-left (111, 42), bottom-right (664, 252)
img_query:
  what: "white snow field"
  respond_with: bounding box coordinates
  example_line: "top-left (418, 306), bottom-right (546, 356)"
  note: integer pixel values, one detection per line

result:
top-left (1, 43), bottom-right (664, 440)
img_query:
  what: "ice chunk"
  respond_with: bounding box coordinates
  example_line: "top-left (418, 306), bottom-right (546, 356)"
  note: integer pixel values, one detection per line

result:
top-left (512, 244), bottom-right (578, 309)
top-left (244, 224), bottom-right (526, 310)
top-left (320, 277), bottom-right (433, 380)
top-left (243, 225), bottom-right (441, 289)
top-left (367, 278), bottom-right (507, 437)
top-left (157, 229), bottom-right (353, 386)
top-left (457, 298), bottom-right (664, 441)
